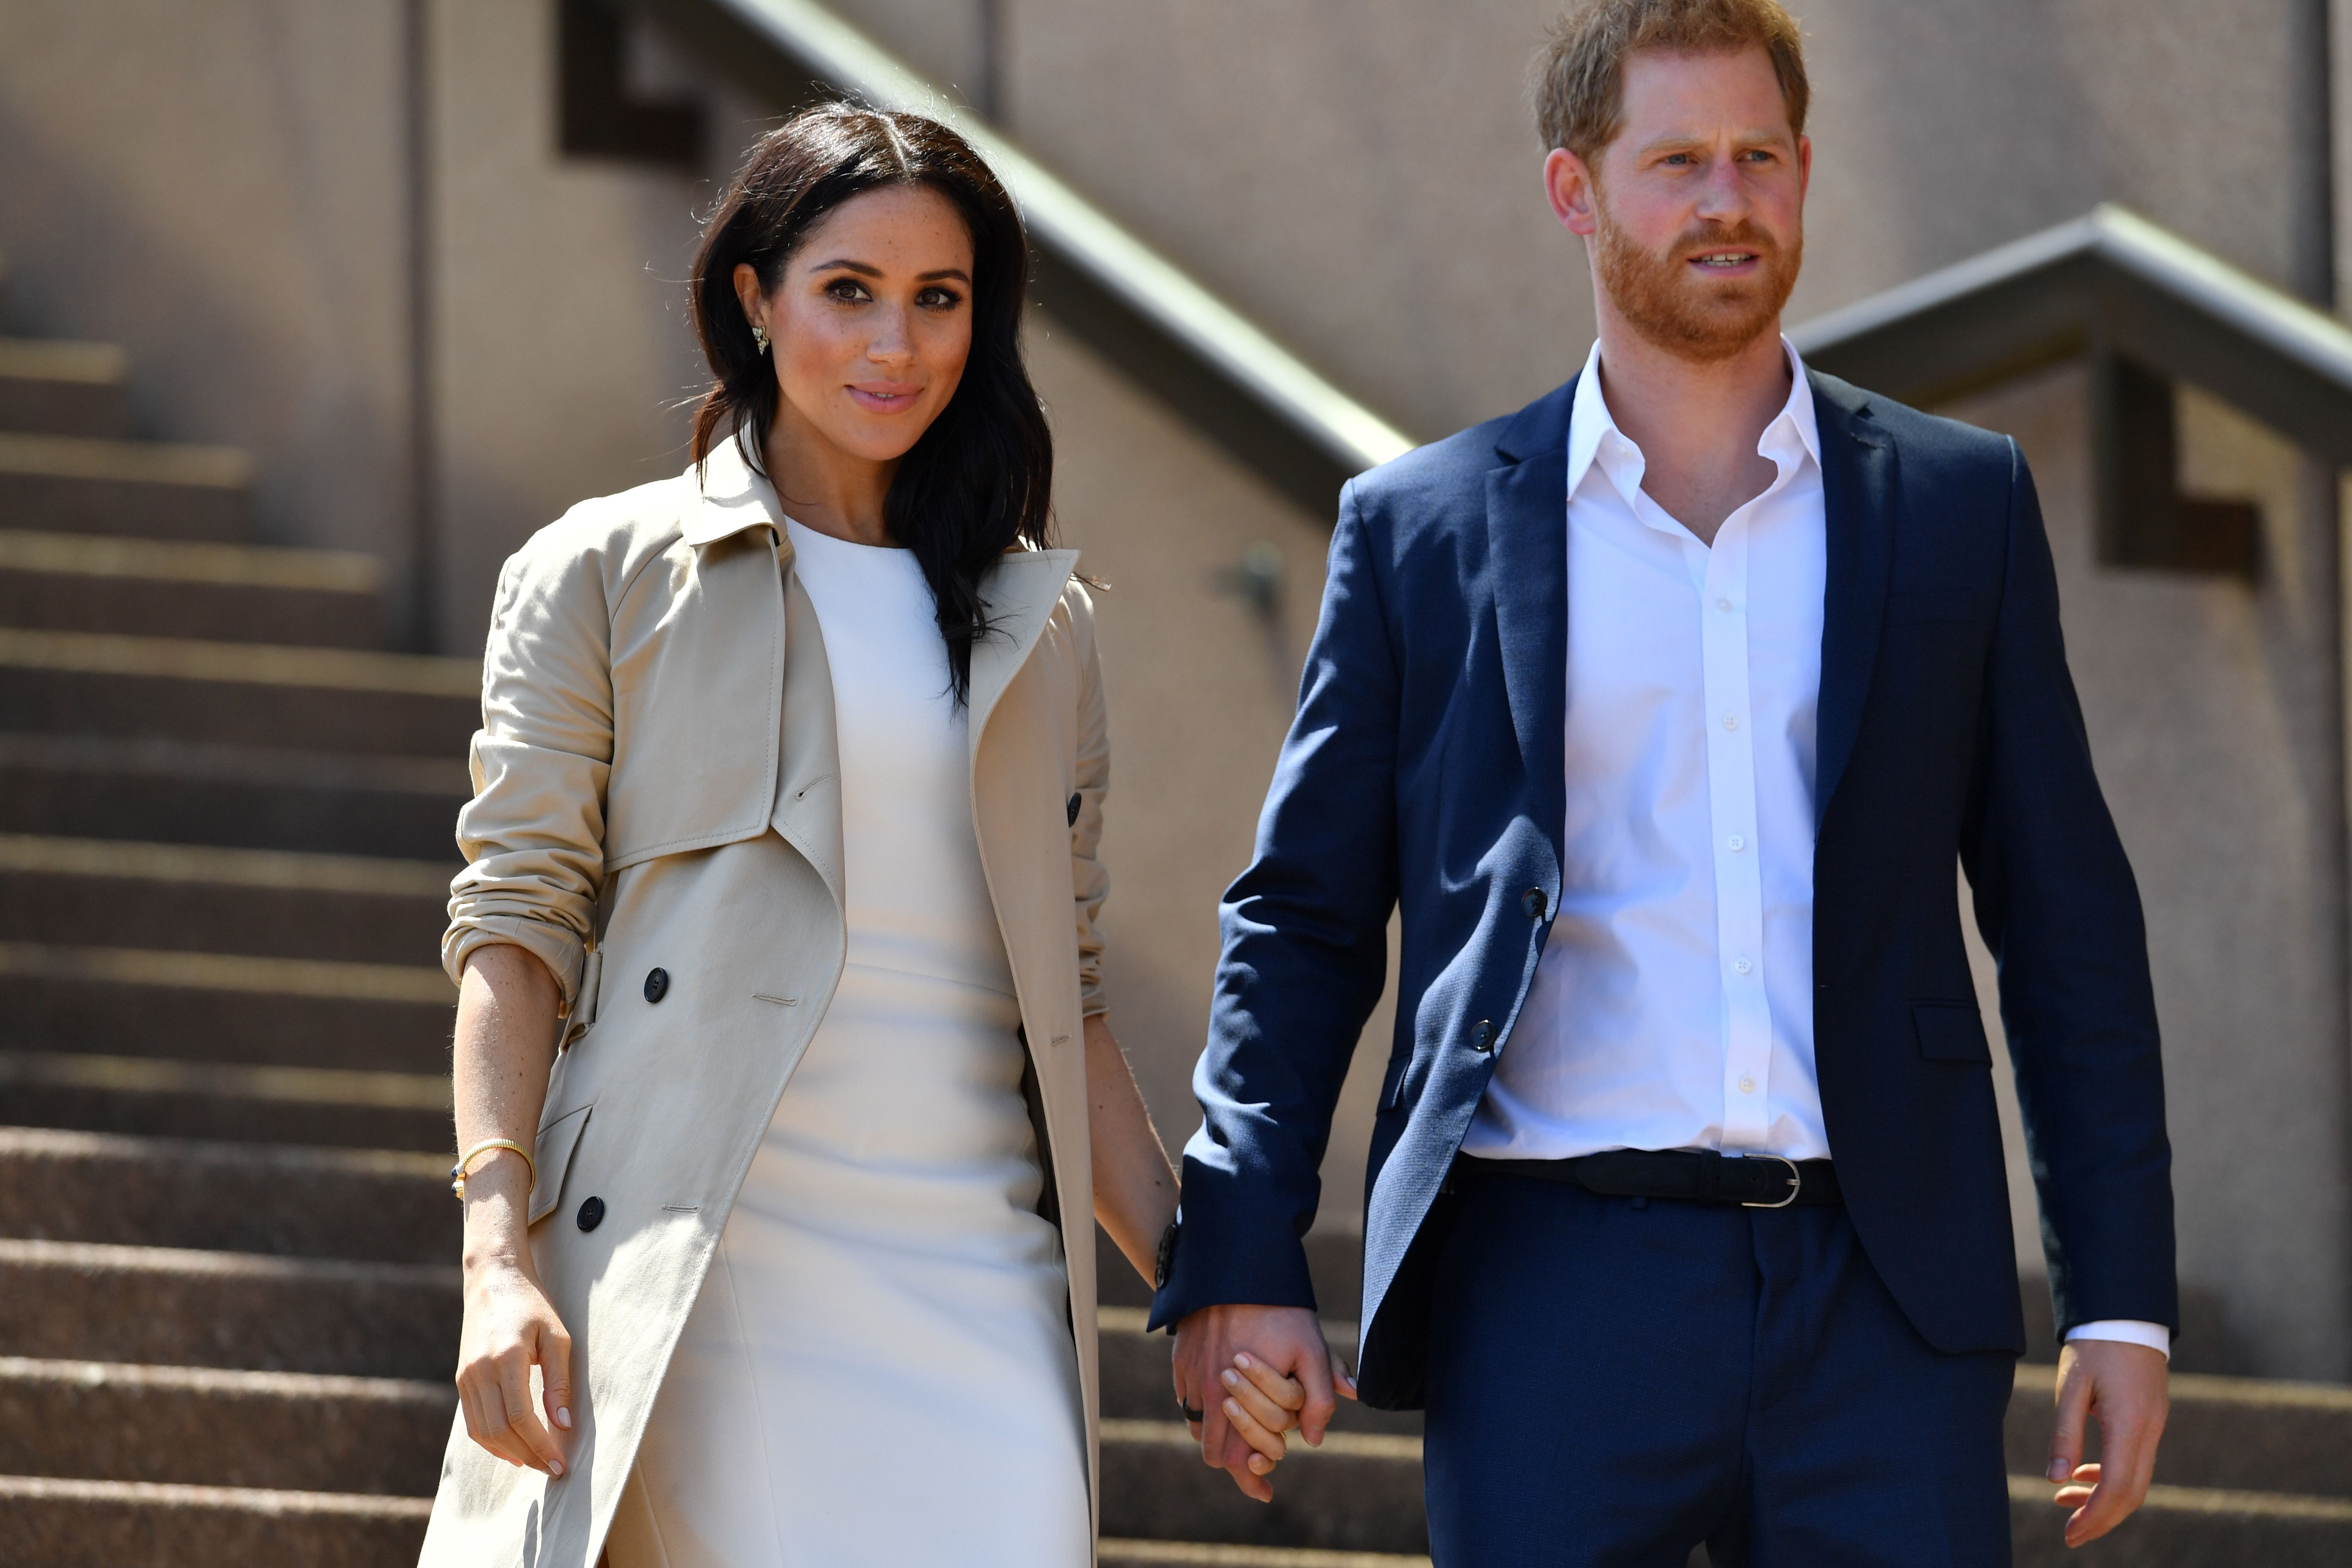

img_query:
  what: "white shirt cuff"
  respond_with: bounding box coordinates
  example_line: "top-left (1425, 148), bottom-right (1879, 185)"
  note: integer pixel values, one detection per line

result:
top-left (2065, 1319), bottom-right (2171, 1359)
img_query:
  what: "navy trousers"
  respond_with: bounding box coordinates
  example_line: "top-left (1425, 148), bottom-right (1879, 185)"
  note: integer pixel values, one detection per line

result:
top-left (1422, 1169), bottom-right (2016, 1567)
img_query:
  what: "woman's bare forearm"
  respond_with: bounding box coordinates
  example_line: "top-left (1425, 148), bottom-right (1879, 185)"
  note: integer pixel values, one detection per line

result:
top-left (452, 943), bottom-right (562, 1271)
top-left (1084, 1014), bottom-right (1178, 1287)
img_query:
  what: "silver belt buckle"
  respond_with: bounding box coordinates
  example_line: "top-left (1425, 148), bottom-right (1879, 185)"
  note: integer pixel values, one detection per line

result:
top-left (1740, 1154), bottom-right (1801, 1209)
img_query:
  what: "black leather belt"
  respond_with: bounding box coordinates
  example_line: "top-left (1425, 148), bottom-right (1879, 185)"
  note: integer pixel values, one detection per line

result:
top-left (1456, 1148), bottom-right (1842, 1209)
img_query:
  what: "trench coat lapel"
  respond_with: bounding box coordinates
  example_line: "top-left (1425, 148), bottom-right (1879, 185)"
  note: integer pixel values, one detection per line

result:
top-left (969, 549), bottom-right (1082, 758)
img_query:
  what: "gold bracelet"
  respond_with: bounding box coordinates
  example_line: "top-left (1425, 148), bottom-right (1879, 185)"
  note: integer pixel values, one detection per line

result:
top-left (450, 1138), bottom-right (537, 1202)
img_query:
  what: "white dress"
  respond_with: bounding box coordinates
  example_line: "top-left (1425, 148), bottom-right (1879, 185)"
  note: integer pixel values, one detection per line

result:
top-left (616, 519), bottom-right (1090, 1566)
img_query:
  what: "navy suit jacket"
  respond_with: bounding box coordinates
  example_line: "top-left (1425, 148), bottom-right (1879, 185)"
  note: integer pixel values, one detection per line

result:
top-left (1149, 369), bottom-right (2178, 1407)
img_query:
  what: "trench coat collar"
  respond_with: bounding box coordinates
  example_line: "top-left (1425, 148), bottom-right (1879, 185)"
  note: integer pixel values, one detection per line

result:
top-left (969, 547), bottom-right (1081, 754)
top-left (685, 433), bottom-right (787, 547)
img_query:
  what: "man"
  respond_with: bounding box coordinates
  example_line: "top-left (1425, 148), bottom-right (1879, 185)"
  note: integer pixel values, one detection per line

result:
top-left (1150, 0), bottom-right (2176, 1560)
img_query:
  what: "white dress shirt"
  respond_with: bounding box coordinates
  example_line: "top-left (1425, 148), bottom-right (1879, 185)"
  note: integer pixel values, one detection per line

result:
top-left (1460, 338), bottom-right (2167, 1358)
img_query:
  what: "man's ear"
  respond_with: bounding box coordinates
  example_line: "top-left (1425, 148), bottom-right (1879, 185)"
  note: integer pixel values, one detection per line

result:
top-left (1545, 147), bottom-right (1599, 236)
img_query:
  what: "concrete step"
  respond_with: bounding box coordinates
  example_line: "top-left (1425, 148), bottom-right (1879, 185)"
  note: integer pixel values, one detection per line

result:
top-left (0, 1357), bottom-right (451, 1496)
top-left (1104, 1418), bottom-right (1426, 1557)
top-left (0, 1051), bottom-right (452, 1151)
top-left (0, 340), bottom-right (131, 438)
top-left (2007, 1361), bottom-right (2352, 1500)
top-left (0, 731), bottom-right (470, 861)
top-left (0, 1237), bottom-right (458, 1379)
top-left (0, 430), bottom-right (250, 541)
top-left (0, 627), bottom-right (479, 757)
top-left (0, 834), bottom-right (449, 966)
top-left (2008, 1475), bottom-right (2352, 1567)
top-left (0, 1127), bottom-right (456, 1265)
top-left (0, 527), bottom-right (384, 647)
top-left (0, 1475), bottom-right (430, 1567)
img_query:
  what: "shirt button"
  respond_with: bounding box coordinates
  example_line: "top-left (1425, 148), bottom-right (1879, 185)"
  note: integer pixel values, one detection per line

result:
top-left (1728, 834), bottom-right (1746, 852)
top-left (1738, 1075), bottom-right (1756, 1094)
top-left (1716, 597), bottom-right (1733, 612)
top-left (1734, 957), bottom-right (1753, 975)
top-left (1722, 715), bottom-right (1740, 731)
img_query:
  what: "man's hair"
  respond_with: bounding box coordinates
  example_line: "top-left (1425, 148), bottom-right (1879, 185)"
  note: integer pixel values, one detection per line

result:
top-left (1533, 0), bottom-right (1809, 165)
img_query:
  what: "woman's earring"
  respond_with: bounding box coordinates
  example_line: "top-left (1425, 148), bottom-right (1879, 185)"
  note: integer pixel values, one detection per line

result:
top-left (751, 324), bottom-right (771, 354)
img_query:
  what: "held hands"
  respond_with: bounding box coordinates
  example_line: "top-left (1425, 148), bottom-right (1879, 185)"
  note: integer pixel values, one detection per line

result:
top-left (1172, 1304), bottom-right (1359, 1501)
top-left (2045, 1338), bottom-right (2170, 1546)
top-left (454, 1154), bottom-right (575, 1478)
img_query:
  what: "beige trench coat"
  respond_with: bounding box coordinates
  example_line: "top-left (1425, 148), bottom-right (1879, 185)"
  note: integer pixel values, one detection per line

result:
top-left (419, 440), bottom-right (1109, 1566)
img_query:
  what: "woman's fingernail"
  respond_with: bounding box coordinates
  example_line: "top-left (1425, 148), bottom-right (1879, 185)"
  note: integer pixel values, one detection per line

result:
top-left (549, 1459), bottom-right (564, 1476)
top-left (556, 1407), bottom-right (572, 1430)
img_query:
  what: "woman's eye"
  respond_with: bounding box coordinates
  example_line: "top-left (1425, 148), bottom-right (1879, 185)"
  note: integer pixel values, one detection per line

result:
top-left (917, 288), bottom-right (962, 310)
top-left (824, 278), bottom-right (870, 302)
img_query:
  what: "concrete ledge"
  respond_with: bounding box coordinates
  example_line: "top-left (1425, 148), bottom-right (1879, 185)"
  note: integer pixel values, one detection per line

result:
top-left (0, 1127), bottom-right (455, 1263)
top-left (0, 528), bottom-right (378, 591)
top-left (2008, 1362), bottom-right (2352, 1498)
top-left (0, 433), bottom-right (250, 542)
top-left (0, 1237), bottom-right (459, 1379)
top-left (2009, 1474), bottom-right (2352, 1567)
top-left (0, 1474), bottom-right (429, 1568)
top-left (0, 1051), bottom-right (453, 1151)
top-left (1101, 1417), bottom-right (1427, 1555)
top-left (0, 1356), bottom-right (452, 1494)
top-left (1100, 1542), bottom-right (1431, 1567)
top-left (0, 942), bottom-right (452, 1002)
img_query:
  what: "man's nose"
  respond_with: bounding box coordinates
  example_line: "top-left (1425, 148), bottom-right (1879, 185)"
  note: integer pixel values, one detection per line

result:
top-left (1693, 153), bottom-right (1753, 221)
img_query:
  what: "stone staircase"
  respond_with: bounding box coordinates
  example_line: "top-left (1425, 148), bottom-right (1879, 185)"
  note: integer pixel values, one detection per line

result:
top-left (1, 264), bottom-right (2348, 1568)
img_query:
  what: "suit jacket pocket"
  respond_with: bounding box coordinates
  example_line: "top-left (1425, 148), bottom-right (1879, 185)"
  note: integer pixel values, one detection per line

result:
top-left (528, 1103), bottom-right (593, 1225)
top-left (1913, 1002), bottom-right (1993, 1063)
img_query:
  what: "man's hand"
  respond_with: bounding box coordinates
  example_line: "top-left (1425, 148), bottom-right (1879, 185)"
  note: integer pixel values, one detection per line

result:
top-left (1173, 1304), bottom-right (1357, 1500)
top-left (2046, 1339), bottom-right (2169, 1546)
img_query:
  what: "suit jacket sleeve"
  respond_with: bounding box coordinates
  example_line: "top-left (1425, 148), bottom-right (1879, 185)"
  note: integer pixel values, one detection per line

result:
top-left (1152, 482), bottom-right (1403, 1326)
top-left (1959, 440), bottom-right (2177, 1336)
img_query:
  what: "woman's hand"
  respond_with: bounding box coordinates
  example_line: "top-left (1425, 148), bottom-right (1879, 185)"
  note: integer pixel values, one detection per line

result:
top-left (456, 1241), bottom-right (574, 1475)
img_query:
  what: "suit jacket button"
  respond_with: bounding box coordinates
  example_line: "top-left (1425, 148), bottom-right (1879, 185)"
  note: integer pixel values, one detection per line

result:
top-left (1522, 887), bottom-right (1547, 920)
top-left (644, 968), bottom-right (670, 1004)
top-left (576, 1196), bottom-right (605, 1232)
top-left (1471, 1020), bottom-right (1494, 1053)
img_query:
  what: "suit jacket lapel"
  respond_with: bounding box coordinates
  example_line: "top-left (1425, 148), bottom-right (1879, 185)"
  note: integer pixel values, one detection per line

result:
top-left (1811, 372), bottom-right (1898, 825)
top-left (1486, 379), bottom-right (1575, 860)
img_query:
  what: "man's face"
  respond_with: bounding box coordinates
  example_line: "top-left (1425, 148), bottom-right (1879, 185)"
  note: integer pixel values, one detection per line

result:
top-left (1564, 46), bottom-right (1809, 361)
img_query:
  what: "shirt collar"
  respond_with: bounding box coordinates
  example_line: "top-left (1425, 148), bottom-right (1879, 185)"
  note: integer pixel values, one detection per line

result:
top-left (1565, 335), bottom-right (1821, 498)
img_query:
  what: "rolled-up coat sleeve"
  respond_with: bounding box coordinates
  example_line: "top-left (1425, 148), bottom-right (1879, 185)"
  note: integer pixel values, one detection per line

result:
top-left (1064, 583), bottom-right (1111, 1018)
top-left (441, 522), bottom-right (616, 1011)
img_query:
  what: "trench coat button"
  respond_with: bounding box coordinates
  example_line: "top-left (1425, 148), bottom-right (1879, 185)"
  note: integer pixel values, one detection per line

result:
top-left (1522, 887), bottom-right (1547, 920)
top-left (1470, 1020), bottom-right (1494, 1053)
top-left (576, 1196), bottom-right (605, 1232)
top-left (1067, 792), bottom-right (1082, 827)
top-left (644, 968), bottom-right (670, 1004)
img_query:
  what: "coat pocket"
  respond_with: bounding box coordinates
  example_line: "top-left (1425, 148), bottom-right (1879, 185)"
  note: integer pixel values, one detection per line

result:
top-left (1912, 1002), bottom-right (1993, 1063)
top-left (528, 1103), bottom-right (593, 1225)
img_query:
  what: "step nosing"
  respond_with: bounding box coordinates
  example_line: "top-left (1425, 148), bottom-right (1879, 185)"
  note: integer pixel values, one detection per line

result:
top-left (0, 833), bottom-right (452, 896)
top-left (0, 730), bottom-right (472, 795)
top-left (1100, 1418), bottom-right (1421, 1462)
top-left (1099, 1543), bottom-right (1432, 1567)
top-left (0, 942), bottom-right (453, 1002)
top-left (0, 1051), bottom-right (453, 1111)
top-left (0, 1235), bottom-right (459, 1288)
top-left (0, 626), bottom-right (478, 695)
top-left (0, 528), bottom-right (381, 591)
top-left (0, 1473), bottom-right (437, 1516)
top-left (0, 1355), bottom-right (451, 1403)
top-left (0, 431), bottom-right (251, 487)
top-left (0, 1124), bottom-right (449, 1176)
top-left (0, 340), bottom-right (130, 384)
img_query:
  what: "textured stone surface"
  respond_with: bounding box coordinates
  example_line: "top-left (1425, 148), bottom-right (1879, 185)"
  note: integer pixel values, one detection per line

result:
top-left (0, 1357), bottom-right (452, 1495)
top-left (0, 1238), bottom-right (459, 1379)
top-left (0, 1127), bottom-right (455, 1264)
top-left (0, 1475), bottom-right (430, 1568)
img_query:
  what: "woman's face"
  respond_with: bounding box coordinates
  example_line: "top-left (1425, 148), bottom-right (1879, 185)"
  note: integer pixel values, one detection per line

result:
top-left (735, 184), bottom-right (976, 468)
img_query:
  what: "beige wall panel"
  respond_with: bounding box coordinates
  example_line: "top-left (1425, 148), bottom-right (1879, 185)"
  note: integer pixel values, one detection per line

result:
top-left (1948, 368), bottom-right (2352, 1380)
top-left (429, 0), bottom-right (716, 655)
top-left (1026, 310), bottom-right (1394, 1233)
top-left (0, 0), bottom-right (411, 569)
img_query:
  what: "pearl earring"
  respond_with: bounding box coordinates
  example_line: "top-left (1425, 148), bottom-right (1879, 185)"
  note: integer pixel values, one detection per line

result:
top-left (751, 324), bottom-right (770, 353)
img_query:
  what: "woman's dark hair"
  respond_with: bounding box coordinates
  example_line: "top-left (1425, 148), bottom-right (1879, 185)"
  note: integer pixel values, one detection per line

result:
top-left (690, 103), bottom-right (1054, 702)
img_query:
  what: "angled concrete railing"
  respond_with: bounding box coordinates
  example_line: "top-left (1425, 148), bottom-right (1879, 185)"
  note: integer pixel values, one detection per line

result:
top-left (640, 0), bottom-right (1417, 512)
top-left (1791, 204), bottom-right (2352, 470)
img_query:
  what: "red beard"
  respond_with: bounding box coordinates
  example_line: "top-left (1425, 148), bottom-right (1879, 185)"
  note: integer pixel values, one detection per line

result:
top-left (1592, 201), bottom-right (1802, 363)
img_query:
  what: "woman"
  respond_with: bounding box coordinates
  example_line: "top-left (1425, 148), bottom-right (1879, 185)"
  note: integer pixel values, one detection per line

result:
top-left (419, 106), bottom-right (1179, 1565)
